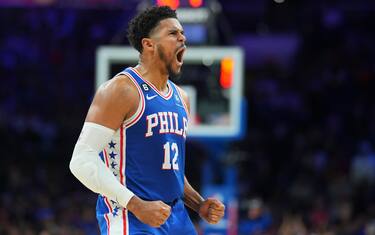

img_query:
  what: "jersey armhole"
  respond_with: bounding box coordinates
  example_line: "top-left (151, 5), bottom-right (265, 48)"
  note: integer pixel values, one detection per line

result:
top-left (174, 83), bottom-right (190, 117)
top-left (120, 72), bottom-right (145, 128)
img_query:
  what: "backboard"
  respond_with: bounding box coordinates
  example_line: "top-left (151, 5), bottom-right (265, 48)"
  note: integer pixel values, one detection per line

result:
top-left (96, 46), bottom-right (244, 138)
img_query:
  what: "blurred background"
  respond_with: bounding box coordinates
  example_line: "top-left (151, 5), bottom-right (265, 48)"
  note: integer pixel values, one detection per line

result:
top-left (1, 0), bottom-right (375, 234)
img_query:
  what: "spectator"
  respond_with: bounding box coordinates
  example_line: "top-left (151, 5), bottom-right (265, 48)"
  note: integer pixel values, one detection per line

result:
top-left (239, 198), bottom-right (273, 235)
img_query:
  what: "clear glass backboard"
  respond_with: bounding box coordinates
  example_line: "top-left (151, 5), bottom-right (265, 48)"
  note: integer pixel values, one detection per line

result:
top-left (96, 46), bottom-right (244, 138)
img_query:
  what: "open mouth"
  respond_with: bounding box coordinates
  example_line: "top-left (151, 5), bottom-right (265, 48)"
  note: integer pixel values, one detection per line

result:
top-left (176, 46), bottom-right (186, 64)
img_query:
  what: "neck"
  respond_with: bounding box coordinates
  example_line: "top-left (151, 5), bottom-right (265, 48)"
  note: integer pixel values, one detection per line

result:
top-left (135, 59), bottom-right (169, 94)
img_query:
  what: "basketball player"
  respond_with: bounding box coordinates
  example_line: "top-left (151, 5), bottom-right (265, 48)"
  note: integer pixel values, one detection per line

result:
top-left (69, 6), bottom-right (225, 234)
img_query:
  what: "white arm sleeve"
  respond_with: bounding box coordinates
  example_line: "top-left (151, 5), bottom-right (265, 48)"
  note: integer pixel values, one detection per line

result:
top-left (69, 122), bottom-right (134, 208)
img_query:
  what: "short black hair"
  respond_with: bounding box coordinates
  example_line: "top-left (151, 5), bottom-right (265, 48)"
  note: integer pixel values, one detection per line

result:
top-left (127, 6), bottom-right (177, 53)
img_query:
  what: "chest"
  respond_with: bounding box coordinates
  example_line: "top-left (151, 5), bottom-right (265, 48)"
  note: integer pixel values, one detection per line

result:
top-left (142, 94), bottom-right (188, 139)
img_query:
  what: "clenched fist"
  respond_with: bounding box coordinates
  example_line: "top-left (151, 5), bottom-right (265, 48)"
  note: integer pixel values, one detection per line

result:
top-left (199, 197), bottom-right (225, 224)
top-left (127, 196), bottom-right (171, 227)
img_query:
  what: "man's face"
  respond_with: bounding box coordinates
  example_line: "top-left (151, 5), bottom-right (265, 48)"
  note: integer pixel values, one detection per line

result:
top-left (150, 18), bottom-right (186, 79)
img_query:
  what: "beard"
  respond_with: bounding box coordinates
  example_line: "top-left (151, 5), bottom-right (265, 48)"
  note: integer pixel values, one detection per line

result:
top-left (157, 45), bottom-right (182, 81)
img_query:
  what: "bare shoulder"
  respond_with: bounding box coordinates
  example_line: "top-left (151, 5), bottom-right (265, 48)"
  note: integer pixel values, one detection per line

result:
top-left (175, 84), bottom-right (190, 113)
top-left (175, 85), bottom-right (187, 98)
top-left (96, 74), bottom-right (138, 101)
top-left (85, 74), bottom-right (140, 130)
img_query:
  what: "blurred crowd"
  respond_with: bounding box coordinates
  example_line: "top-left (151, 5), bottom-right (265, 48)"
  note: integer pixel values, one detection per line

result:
top-left (234, 3), bottom-right (375, 235)
top-left (1, 1), bottom-right (375, 235)
top-left (0, 7), bottom-right (129, 235)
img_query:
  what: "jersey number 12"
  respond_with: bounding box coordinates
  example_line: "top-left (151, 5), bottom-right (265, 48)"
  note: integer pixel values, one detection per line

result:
top-left (162, 142), bottom-right (179, 170)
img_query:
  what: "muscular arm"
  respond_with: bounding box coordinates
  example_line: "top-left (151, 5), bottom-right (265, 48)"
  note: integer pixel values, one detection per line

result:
top-left (177, 86), bottom-right (225, 224)
top-left (183, 176), bottom-right (204, 212)
top-left (85, 75), bottom-right (138, 129)
top-left (177, 86), bottom-right (204, 211)
top-left (70, 75), bottom-right (139, 204)
top-left (70, 75), bottom-right (171, 227)
top-left (176, 86), bottom-right (203, 210)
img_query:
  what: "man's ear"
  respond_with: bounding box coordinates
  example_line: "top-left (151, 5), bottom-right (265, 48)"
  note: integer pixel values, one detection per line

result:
top-left (141, 38), bottom-right (154, 52)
